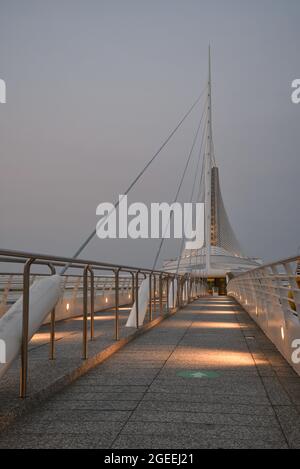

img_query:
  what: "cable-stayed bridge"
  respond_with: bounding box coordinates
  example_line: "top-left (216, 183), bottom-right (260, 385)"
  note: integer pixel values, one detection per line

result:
top-left (0, 52), bottom-right (299, 449)
top-left (164, 50), bottom-right (261, 281)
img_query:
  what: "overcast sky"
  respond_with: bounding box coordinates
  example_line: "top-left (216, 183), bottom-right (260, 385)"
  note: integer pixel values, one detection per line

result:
top-left (1, 0), bottom-right (299, 269)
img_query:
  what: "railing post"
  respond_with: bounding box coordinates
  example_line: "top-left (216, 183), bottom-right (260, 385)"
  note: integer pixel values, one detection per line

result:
top-left (115, 268), bottom-right (120, 340)
top-left (20, 257), bottom-right (35, 398)
top-left (185, 276), bottom-right (189, 304)
top-left (20, 258), bottom-right (56, 397)
top-left (135, 271), bottom-right (140, 328)
top-left (153, 275), bottom-right (156, 316)
top-left (90, 268), bottom-right (95, 340)
top-left (166, 275), bottom-right (170, 314)
top-left (177, 277), bottom-right (181, 308)
top-left (82, 265), bottom-right (89, 359)
top-left (48, 263), bottom-right (56, 360)
top-left (159, 274), bottom-right (163, 315)
top-left (149, 273), bottom-right (152, 322)
top-left (49, 308), bottom-right (55, 360)
top-left (188, 277), bottom-right (191, 303)
top-left (172, 276), bottom-right (175, 311)
top-left (131, 271), bottom-right (135, 306)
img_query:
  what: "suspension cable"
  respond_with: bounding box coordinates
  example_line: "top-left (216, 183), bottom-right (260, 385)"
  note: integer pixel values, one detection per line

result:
top-left (61, 86), bottom-right (207, 274)
top-left (175, 115), bottom-right (208, 275)
top-left (152, 99), bottom-right (208, 271)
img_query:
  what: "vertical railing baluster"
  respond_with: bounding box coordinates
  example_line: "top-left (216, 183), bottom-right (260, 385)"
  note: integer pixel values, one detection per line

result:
top-left (115, 268), bottom-right (120, 340)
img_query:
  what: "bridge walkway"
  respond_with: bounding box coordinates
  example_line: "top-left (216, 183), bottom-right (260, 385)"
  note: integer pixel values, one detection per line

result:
top-left (1, 297), bottom-right (300, 449)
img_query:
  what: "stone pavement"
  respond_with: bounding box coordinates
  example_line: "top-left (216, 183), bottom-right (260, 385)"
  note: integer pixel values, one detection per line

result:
top-left (0, 304), bottom-right (162, 427)
top-left (1, 297), bottom-right (300, 449)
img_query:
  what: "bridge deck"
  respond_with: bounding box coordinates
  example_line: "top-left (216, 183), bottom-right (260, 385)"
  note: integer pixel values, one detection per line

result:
top-left (1, 297), bottom-right (300, 449)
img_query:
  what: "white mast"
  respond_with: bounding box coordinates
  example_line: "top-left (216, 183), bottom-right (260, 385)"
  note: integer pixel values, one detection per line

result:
top-left (205, 45), bottom-right (212, 273)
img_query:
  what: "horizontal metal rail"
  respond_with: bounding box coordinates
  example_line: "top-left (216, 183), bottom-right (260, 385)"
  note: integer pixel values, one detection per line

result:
top-left (0, 249), bottom-right (208, 398)
top-left (227, 255), bottom-right (300, 317)
top-left (0, 248), bottom-right (196, 276)
top-left (227, 256), bottom-right (300, 369)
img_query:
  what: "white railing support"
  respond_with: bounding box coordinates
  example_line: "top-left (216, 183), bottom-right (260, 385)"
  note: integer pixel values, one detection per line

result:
top-left (228, 255), bottom-right (300, 375)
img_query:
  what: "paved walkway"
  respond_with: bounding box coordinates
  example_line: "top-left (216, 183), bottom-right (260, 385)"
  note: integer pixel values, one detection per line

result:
top-left (1, 297), bottom-right (300, 449)
top-left (0, 306), bottom-right (135, 421)
top-left (0, 301), bottom-right (163, 424)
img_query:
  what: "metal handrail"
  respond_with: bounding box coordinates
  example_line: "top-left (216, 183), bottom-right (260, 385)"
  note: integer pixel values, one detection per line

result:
top-left (227, 256), bottom-right (300, 375)
top-left (227, 256), bottom-right (300, 320)
top-left (0, 248), bottom-right (207, 398)
top-left (0, 248), bottom-right (198, 277)
top-left (230, 254), bottom-right (300, 279)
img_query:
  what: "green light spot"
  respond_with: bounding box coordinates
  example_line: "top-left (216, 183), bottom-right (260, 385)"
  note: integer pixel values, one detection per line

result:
top-left (177, 370), bottom-right (220, 379)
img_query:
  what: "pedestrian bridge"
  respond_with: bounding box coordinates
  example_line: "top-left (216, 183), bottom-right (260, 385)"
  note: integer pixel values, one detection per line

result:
top-left (0, 52), bottom-right (299, 449)
top-left (0, 295), bottom-right (300, 449)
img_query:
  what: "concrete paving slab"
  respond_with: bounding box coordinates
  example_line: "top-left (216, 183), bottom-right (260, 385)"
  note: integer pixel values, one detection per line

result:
top-left (120, 421), bottom-right (285, 443)
top-left (136, 399), bottom-right (275, 415)
top-left (1, 297), bottom-right (299, 449)
top-left (129, 410), bottom-right (278, 427)
top-left (111, 433), bottom-right (288, 449)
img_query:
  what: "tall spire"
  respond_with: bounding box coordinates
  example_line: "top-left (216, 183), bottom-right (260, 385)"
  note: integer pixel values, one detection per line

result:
top-left (208, 45), bottom-right (214, 164)
top-left (205, 45), bottom-right (212, 272)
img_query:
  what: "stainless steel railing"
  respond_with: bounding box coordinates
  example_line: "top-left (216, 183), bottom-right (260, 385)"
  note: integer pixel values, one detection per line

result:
top-left (0, 249), bottom-right (208, 397)
top-left (0, 272), bottom-right (135, 317)
top-left (227, 255), bottom-right (300, 374)
top-left (227, 255), bottom-right (300, 317)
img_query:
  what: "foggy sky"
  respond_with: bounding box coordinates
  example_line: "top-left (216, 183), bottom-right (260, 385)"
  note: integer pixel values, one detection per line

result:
top-left (1, 0), bottom-right (300, 269)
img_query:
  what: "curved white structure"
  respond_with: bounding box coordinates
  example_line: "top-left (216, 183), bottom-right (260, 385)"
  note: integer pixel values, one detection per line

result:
top-left (0, 275), bottom-right (62, 378)
top-left (164, 246), bottom-right (261, 277)
top-left (227, 257), bottom-right (300, 376)
top-left (163, 50), bottom-right (261, 280)
top-left (168, 281), bottom-right (177, 308)
top-left (126, 277), bottom-right (149, 328)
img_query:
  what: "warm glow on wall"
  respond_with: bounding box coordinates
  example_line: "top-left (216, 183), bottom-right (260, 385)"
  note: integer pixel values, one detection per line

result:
top-left (66, 303), bottom-right (70, 311)
top-left (105, 297), bottom-right (108, 303)
top-left (281, 326), bottom-right (285, 340)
